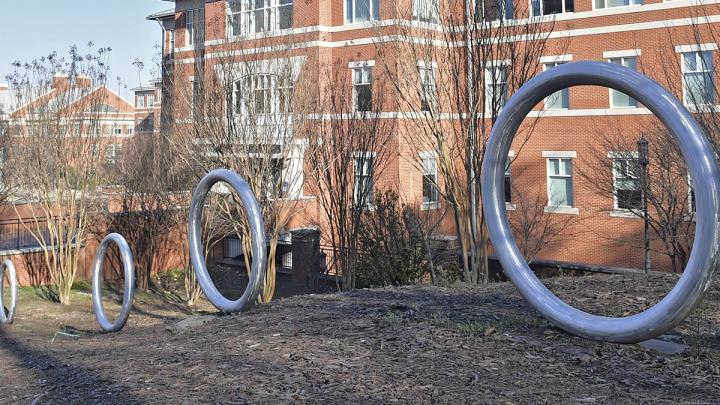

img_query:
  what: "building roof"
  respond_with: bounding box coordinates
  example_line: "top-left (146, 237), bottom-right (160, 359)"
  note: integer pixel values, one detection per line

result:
top-left (146, 8), bottom-right (175, 20)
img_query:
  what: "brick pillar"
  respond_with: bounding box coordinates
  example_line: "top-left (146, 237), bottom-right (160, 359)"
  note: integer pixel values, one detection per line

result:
top-left (291, 229), bottom-right (321, 287)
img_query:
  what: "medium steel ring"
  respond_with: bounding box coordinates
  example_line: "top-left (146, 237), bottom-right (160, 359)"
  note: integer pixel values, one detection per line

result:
top-left (0, 260), bottom-right (17, 325)
top-left (188, 169), bottom-right (267, 313)
top-left (92, 233), bottom-right (136, 332)
top-left (481, 61), bottom-right (720, 343)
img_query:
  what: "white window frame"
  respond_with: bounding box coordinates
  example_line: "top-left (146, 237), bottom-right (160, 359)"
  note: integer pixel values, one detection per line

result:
top-left (136, 95), bottom-right (146, 108)
top-left (541, 56), bottom-right (572, 110)
top-left (413, 0), bottom-right (439, 23)
top-left (593, 0), bottom-right (642, 11)
top-left (233, 73), bottom-right (294, 122)
top-left (227, 0), bottom-right (294, 38)
top-left (476, 0), bottom-right (514, 21)
top-left (186, 8), bottom-right (204, 46)
top-left (607, 55), bottom-right (639, 108)
top-left (351, 63), bottom-right (374, 112)
top-left (345, 0), bottom-right (380, 24)
top-left (420, 151), bottom-right (440, 210)
top-left (353, 151), bottom-right (376, 207)
top-left (679, 49), bottom-right (715, 107)
top-left (148, 94), bottom-right (156, 107)
top-left (418, 61), bottom-right (438, 112)
top-left (608, 151), bottom-right (641, 211)
top-left (542, 151), bottom-right (578, 215)
top-left (484, 60), bottom-right (510, 116)
top-left (530, 0), bottom-right (574, 17)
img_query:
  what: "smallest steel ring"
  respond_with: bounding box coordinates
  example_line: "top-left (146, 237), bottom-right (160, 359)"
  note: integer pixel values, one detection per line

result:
top-left (0, 260), bottom-right (17, 325)
top-left (188, 169), bottom-right (267, 313)
top-left (92, 233), bottom-right (135, 333)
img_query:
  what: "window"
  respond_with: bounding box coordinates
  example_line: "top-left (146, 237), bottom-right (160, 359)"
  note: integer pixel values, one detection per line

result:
top-left (418, 63), bottom-right (437, 112)
top-left (531, 0), bottom-right (574, 16)
top-left (504, 159), bottom-right (512, 203)
top-left (106, 144), bottom-right (122, 164)
top-left (148, 94), bottom-right (155, 107)
top-left (594, 0), bottom-right (641, 9)
top-left (421, 153), bottom-right (439, 207)
top-left (682, 51), bottom-right (714, 106)
top-left (136, 95), bottom-right (145, 108)
top-left (414, 0), bottom-right (439, 23)
top-left (113, 126), bottom-right (122, 135)
top-left (485, 64), bottom-right (508, 115)
top-left (90, 144), bottom-right (99, 158)
top-left (608, 57), bottom-right (638, 107)
top-left (477, 0), bottom-right (514, 21)
top-left (354, 153), bottom-right (375, 206)
top-left (191, 79), bottom-right (202, 118)
top-left (352, 66), bottom-right (373, 112)
top-left (234, 73), bottom-right (294, 116)
top-left (547, 157), bottom-right (573, 207)
top-left (689, 175), bottom-right (696, 213)
top-left (228, 0), bottom-right (293, 37)
top-left (168, 29), bottom-right (175, 53)
top-left (543, 61), bottom-right (569, 109)
top-left (186, 8), bottom-right (205, 46)
top-left (346, 0), bottom-right (380, 24)
top-left (612, 156), bottom-right (641, 210)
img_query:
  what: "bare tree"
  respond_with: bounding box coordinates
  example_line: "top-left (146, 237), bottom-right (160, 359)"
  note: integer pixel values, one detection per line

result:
top-left (4, 44), bottom-right (114, 304)
top-left (303, 61), bottom-right (395, 291)
top-left (377, 1), bottom-right (563, 283)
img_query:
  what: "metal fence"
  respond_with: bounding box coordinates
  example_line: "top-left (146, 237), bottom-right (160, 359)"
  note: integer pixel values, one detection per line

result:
top-left (0, 218), bottom-right (52, 252)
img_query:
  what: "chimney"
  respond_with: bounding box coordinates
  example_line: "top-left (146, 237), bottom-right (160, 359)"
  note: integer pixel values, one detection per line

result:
top-left (52, 73), bottom-right (70, 90)
top-left (75, 74), bottom-right (92, 89)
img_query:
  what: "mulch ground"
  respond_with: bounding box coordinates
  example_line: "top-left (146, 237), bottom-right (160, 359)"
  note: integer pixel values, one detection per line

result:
top-left (0, 273), bottom-right (718, 404)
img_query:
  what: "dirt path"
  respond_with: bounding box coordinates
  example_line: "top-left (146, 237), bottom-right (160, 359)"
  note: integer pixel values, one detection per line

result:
top-left (0, 274), bottom-right (718, 404)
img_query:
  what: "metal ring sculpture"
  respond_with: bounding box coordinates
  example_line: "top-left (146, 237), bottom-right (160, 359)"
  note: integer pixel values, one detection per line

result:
top-left (482, 61), bottom-right (720, 344)
top-left (189, 169), bottom-right (267, 313)
top-left (0, 260), bottom-right (17, 325)
top-left (92, 233), bottom-right (136, 333)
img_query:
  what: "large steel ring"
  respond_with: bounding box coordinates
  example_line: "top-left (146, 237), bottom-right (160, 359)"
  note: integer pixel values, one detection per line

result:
top-left (92, 233), bottom-right (135, 332)
top-left (188, 169), bottom-right (267, 313)
top-left (0, 260), bottom-right (17, 325)
top-left (481, 61), bottom-right (720, 343)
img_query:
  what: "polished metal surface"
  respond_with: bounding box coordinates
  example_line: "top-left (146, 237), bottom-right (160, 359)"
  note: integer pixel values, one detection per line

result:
top-left (0, 260), bottom-right (17, 325)
top-left (188, 169), bottom-right (267, 313)
top-left (481, 61), bottom-right (720, 343)
top-left (92, 233), bottom-right (136, 333)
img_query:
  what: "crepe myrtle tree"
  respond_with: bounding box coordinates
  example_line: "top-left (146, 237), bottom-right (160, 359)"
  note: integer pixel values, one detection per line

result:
top-left (4, 43), bottom-right (113, 304)
top-left (303, 59), bottom-right (395, 291)
top-left (377, 1), bottom-right (563, 283)
top-left (165, 34), bottom-right (313, 303)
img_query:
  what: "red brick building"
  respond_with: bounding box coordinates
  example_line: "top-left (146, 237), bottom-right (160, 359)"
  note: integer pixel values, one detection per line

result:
top-left (149, 0), bottom-right (720, 274)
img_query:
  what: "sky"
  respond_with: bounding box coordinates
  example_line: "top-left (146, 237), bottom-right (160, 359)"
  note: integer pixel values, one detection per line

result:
top-left (0, 0), bottom-right (172, 101)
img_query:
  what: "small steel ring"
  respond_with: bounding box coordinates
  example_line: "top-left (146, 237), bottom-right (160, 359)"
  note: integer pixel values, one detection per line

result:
top-left (0, 260), bottom-right (17, 325)
top-left (481, 61), bottom-right (720, 343)
top-left (188, 169), bottom-right (267, 313)
top-left (92, 233), bottom-right (135, 332)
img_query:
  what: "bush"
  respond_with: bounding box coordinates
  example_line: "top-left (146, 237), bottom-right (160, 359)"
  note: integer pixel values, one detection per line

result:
top-left (355, 191), bottom-right (429, 288)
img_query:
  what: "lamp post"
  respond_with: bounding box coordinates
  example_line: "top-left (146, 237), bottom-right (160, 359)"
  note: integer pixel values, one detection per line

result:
top-left (637, 135), bottom-right (650, 274)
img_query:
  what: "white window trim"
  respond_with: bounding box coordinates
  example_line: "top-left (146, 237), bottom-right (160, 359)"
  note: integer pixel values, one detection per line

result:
top-left (539, 54), bottom-right (573, 64)
top-left (542, 58), bottom-right (572, 110)
top-left (345, 0), bottom-right (380, 24)
top-left (607, 55), bottom-right (639, 108)
top-left (484, 61), bottom-right (511, 115)
top-left (542, 151), bottom-right (576, 158)
top-left (420, 151), bottom-right (440, 210)
top-left (417, 60), bottom-right (438, 69)
top-left (680, 49), bottom-right (715, 107)
top-left (609, 151), bottom-right (641, 211)
top-left (349, 60), bottom-right (376, 68)
top-left (226, 0), bottom-right (294, 38)
top-left (529, 0), bottom-right (575, 17)
top-left (413, 0), bottom-right (440, 23)
top-left (592, 0), bottom-right (643, 12)
top-left (674, 43), bottom-right (718, 54)
top-left (544, 153), bottom-right (577, 213)
top-left (603, 49), bottom-right (642, 58)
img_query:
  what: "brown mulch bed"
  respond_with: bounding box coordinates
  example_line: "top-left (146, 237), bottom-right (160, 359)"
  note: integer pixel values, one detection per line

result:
top-left (0, 273), bottom-right (718, 404)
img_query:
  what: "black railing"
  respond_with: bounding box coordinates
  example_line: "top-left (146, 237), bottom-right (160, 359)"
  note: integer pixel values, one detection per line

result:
top-left (0, 218), bottom-right (53, 252)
